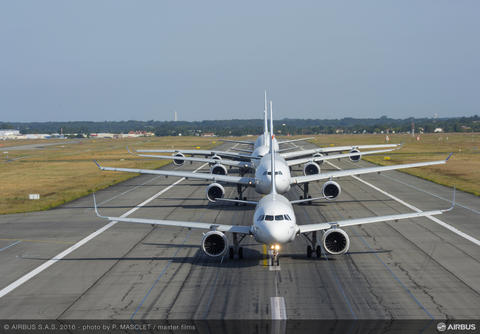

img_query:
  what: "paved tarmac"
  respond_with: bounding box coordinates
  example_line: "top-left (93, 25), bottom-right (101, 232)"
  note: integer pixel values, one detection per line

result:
top-left (0, 141), bottom-right (478, 320)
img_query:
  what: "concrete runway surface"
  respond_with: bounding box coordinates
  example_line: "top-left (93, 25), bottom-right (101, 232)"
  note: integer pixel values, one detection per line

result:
top-left (0, 141), bottom-right (478, 320)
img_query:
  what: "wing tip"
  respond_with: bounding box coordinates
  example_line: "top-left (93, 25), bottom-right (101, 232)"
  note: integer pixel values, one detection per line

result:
top-left (446, 152), bottom-right (453, 161)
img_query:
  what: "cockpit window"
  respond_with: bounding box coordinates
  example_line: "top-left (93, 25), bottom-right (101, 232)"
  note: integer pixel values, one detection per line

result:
top-left (284, 214), bottom-right (291, 221)
top-left (265, 215), bottom-right (274, 221)
top-left (265, 171), bottom-right (283, 175)
top-left (257, 215), bottom-right (264, 221)
top-left (275, 215), bottom-right (284, 221)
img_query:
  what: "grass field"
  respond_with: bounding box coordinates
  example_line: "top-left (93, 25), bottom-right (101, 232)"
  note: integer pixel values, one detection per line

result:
top-left (310, 133), bottom-right (480, 196)
top-left (1, 133), bottom-right (478, 215)
top-left (0, 137), bottom-right (216, 214)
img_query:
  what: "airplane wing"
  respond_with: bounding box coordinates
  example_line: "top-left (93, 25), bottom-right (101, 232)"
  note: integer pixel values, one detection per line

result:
top-left (286, 148), bottom-right (395, 167)
top-left (219, 139), bottom-right (255, 145)
top-left (298, 208), bottom-right (447, 234)
top-left (128, 153), bottom-right (253, 169)
top-left (299, 188), bottom-right (454, 233)
top-left (281, 144), bottom-right (401, 160)
top-left (136, 149), bottom-right (253, 160)
top-left (230, 147), bottom-right (254, 153)
top-left (94, 161), bottom-right (256, 185)
top-left (278, 137), bottom-right (314, 144)
top-left (93, 195), bottom-right (251, 234)
top-left (291, 154), bottom-right (452, 185)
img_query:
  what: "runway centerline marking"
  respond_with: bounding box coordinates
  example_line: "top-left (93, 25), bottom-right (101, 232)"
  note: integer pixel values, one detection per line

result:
top-left (270, 297), bottom-right (287, 320)
top-left (325, 161), bottom-right (480, 247)
top-left (0, 241), bottom-right (21, 252)
top-left (0, 163), bottom-right (208, 299)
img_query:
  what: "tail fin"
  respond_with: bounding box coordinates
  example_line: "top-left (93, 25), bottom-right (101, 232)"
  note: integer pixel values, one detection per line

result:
top-left (264, 91), bottom-right (268, 137)
top-left (269, 100), bottom-right (277, 194)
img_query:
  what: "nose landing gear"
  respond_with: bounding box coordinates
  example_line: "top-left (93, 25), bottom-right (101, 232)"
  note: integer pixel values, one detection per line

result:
top-left (268, 244), bottom-right (281, 266)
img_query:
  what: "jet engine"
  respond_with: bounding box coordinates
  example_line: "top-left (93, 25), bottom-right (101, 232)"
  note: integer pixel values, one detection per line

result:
top-left (322, 228), bottom-right (350, 255)
top-left (206, 183), bottom-right (225, 202)
top-left (313, 152), bottom-right (324, 165)
top-left (209, 154), bottom-right (222, 166)
top-left (349, 149), bottom-right (361, 162)
top-left (210, 164), bottom-right (228, 175)
top-left (303, 162), bottom-right (321, 176)
top-left (172, 153), bottom-right (185, 166)
top-left (322, 181), bottom-right (341, 200)
top-left (202, 231), bottom-right (228, 257)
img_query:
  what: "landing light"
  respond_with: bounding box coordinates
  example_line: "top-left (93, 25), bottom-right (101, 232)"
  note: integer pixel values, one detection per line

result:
top-left (270, 244), bottom-right (281, 250)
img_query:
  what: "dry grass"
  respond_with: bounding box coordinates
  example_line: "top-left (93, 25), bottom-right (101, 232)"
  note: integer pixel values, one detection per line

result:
top-left (0, 137), bottom-right (217, 214)
top-left (310, 133), bottom-right (480, 196)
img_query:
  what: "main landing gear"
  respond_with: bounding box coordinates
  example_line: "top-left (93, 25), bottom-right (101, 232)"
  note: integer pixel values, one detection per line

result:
top-left (229, 233), bottom-right (245, 259)
top-left (303, 231), bottom-right (322, 258)
top-left (298, 182), bottom-right (312, 205)
top-left (234, 184), bottom-right (248, 206)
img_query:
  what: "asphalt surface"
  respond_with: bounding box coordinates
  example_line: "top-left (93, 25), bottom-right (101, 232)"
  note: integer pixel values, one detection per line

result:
top-left (0, 141), bottom-right (479, 320)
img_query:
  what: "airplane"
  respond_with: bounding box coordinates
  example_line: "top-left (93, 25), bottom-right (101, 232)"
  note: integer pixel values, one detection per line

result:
top-left (95, 103), bottom-right (451, 204)
top-left (132, 92), bottom-right (400, 169)
top-left (93, 101), bottom-right (454, 266)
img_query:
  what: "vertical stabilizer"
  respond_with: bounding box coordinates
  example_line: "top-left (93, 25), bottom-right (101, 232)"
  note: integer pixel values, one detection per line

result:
top-left (264, 91), bottom-right (269, 138)
top-left (269, 100), bottom-right (277, 194)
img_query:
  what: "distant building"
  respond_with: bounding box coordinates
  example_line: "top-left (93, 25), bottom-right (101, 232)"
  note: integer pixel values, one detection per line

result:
top-left (434, 128), bottom-right (444, 133)
top-left (0, 129), bottom-right (20, 138)
top-left (202, 132), bottom-right (216, 137)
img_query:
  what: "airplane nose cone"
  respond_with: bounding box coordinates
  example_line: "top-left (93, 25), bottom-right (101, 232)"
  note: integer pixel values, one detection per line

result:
top-left (266, 224), bottom-right (291, 244)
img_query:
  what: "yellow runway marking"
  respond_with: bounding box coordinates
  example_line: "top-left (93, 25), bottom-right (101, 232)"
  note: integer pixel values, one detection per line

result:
top-left (0, 238), bottom-right (75, 245)
top-left (263, 244), bottom-right (268, 266)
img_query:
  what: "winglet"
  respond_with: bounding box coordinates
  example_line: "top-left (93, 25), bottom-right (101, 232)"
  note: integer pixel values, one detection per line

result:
top-left (446, 153), bottom-right (453, 161)
top-left (93, 193), bottom-right (100, 217)
top-left (93, 160), bottom-right (102, 169)
top-left (443, 186), bottom-right (456, 212)
top-left (93, 193), bottom-right (109, 219)
top-left (126, 145), bottom-right (134, 155)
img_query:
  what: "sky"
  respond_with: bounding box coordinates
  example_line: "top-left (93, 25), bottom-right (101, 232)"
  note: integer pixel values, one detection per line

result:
top-left (0, 1), bottom-right (479, 122)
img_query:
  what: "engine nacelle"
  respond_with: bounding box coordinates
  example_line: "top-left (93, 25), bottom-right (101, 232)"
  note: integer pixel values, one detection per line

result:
top-left (210, 164), bottom-right (228, 175)
top-left (209, 154), bottom-right (222, 166)
top-left (349, 149), bottom-right (361, 163)
top-left (206, 183), bottom-right (225, 202)
top-left (322, 181), bottom-right (341, 200)
top-left (322, 228), bottom-right (350, 255)
top-left (202, 231), bottom-right (228, 257)
top-left (313, 152), bottom-right (324, 165)
top-left (303, 162), bottom-right (321, 176)
top-left (172, 152), bottom-right (185, 166)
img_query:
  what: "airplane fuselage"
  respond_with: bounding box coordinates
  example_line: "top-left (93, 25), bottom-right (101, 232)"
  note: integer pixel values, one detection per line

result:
top-left (251, 194), bottom-right (298, 245)
top-left (254, 153), bottom-right (291, 194)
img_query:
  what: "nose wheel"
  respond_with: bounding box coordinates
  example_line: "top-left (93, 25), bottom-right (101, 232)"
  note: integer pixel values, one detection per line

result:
top-left (269, 250), bottom-right (280, 266)
top-left (268, 245), bottom-right (281, 266)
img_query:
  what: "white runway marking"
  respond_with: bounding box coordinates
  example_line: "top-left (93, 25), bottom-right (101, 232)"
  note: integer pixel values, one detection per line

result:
top-left (326, 161), bottom-right (480, 247)
top-left (380, 173), bottom-right (480, 216)
top-left (0, 163), bottom-right (208, 299)
top-left (270, 297), bottom-right (287, 320)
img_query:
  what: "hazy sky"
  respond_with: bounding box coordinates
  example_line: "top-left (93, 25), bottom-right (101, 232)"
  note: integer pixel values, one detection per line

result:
top-left (0, 1), bottom-right (479, 122)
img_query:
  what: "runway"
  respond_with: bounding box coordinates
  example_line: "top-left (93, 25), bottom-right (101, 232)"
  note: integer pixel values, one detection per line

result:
top-left (0, 141), bottom-right (479, 320)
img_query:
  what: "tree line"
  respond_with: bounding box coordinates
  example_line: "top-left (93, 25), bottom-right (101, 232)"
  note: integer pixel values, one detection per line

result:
top-left (1, 115), bottom-right (479, 136)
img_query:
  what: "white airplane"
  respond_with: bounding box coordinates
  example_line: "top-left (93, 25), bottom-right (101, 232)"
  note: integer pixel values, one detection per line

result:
top-left (93, 101), bottom-right (454, 265)
top-left (95, 104), bottom-right (450, 204)
top-left (132, 92), bottom-right (399, 170)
